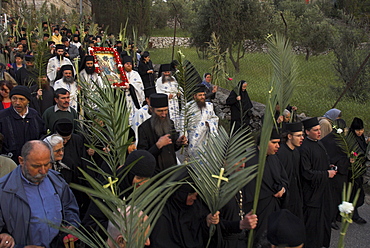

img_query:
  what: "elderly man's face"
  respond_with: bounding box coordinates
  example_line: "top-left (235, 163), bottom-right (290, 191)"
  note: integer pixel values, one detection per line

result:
top-left (162, 71), bottom-right (171, 77)
top-left (153, 107), bottom-right (169, 119)
top-left (63, 70), bottom-right (73, 79)
top-left (19, 143), bottom-right (52, 184)
top-left (11, 94), bottom-right (29, 115)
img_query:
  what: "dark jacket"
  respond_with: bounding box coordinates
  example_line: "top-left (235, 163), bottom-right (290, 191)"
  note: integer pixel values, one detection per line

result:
top-left (0, 107), bottom-right (45, 163)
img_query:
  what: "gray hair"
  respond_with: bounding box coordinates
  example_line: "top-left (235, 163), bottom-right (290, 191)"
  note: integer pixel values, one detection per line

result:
top-left (43, 134), bottom-right (63, 148)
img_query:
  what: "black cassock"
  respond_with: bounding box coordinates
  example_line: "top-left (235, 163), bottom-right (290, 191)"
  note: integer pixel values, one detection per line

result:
top-left (321, 132), bottom-right (350, 221)
top-left (299, 138), bottom-right (333, 248)
top-left (149, 185), bottom-right (210, 248)
top-left (245, 152), bottom-right (289, 245)
top-left (276, 143), bottom-right (304, 220)
top-left (137, 118), bottom-right (180, 174)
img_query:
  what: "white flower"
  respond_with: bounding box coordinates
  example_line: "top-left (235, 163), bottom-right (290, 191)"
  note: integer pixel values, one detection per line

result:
top-left (338, 201), bottom-right (354, 214)
top-left (337, 128), bottom-right (343, 134)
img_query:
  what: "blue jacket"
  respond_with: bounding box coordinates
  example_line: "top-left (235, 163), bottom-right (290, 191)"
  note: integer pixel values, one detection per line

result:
top-left (0, 166), bottom-right (80, 246)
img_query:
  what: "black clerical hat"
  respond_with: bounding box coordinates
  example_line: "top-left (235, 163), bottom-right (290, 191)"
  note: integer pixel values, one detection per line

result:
top-left (194, 84), bottom-right (206, 93)
top-left (55, 44), bottom-right (65, 50)
top-left (350, 117), bottom-right (363, 130)
top-left (150, 93), bottom-right (168, 108)
top-left (54, 118), bottom-right (73, 136)
top-left (144, 86), bottom-right (157, 99)
top-left (284, 122), bottom-right (302, 133)
top-left (302, 117), bottom-right (319, 130)
top-left (85, 55), bottom-right (94, 62)
top-left (270, 128), bottom-right (281, 140)
top-left (122, 55), bottom-right (133, 64)
top-left (160, 64), bottom-right (171, 72)
top-left (267, 209), bottom-right (305, 247)
top-left (125, 150), bottom-right (156, 178)
top-left (60, 64), bottom-right (74, 75)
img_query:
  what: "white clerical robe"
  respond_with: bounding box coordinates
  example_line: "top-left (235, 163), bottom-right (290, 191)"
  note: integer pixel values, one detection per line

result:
top-left (47, 56), bottom-right (75, 85)
top-left (131, 104), bottom-right (151, 145)
top-left (187, 101), bottom-right (219, 155)
top-left (125, 70), bottom-right (145, 122)
top-left (156, 77), bottom-right (182, 131)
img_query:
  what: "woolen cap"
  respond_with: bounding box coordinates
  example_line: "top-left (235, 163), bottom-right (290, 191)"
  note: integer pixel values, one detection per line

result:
top-left (54, 118), bottom-right (73, 136)
top-left (150, 93), bottom-right (168, 108)
top-left (142, 51), bottom-right (150, 58)
top-left (267, 209), bottom-right (306, 247)
top-left (10, 85), bottom-right (31, 101)
top-left (284, 122), bottom-right (302, 133)
top-left (302, 117), bottom-right (319, 129)
top-left (125, 150), bottom-right (156, 178)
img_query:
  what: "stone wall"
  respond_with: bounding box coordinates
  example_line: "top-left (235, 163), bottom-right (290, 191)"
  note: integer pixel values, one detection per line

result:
top-left (149, 37), bottom-right (191, 49)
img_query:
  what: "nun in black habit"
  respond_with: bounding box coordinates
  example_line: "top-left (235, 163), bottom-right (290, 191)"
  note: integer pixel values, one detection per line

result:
top-left (226, 80), bottom-right (253, 133)
top-left (148, 181), bottom-right (219, 248)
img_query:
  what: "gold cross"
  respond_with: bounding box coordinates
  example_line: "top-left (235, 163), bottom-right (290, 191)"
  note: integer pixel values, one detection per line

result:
top-left (212, 168), bottom-right (229, 188)
top-left (103, 177), bottom-right (118, 195)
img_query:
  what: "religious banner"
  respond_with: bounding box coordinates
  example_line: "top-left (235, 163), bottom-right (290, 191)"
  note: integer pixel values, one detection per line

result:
top-left (89, 47), bottom-right (129, 87)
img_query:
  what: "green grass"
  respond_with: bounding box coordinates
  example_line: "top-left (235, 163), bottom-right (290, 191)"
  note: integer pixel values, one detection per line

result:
top-left (147, 47), bottom-right (370, 132)
top-left (151, 28), bottom-right (190, 37)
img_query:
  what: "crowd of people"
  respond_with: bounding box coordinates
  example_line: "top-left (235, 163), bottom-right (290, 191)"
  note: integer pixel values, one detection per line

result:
top-left (0, 19), bottom-right (369, 248)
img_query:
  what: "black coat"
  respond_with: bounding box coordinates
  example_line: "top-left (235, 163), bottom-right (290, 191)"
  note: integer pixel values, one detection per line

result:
top-left (137, 118), bottom-right (180, 174)
top-left (138, 60), bottom-right (155, 89)
top-left (0, 107), bottom-right (45, 163)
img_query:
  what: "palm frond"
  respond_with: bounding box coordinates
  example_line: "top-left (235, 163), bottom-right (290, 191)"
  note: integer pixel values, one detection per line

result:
top-left (208, 32), bottom-right (229, 89)
top-left (187, 126), bottom-right (257, 246)
top-left (267, 33), bottom-right (298, 116)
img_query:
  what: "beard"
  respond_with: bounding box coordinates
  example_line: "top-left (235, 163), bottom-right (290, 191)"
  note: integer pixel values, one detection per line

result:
top-left (85, 66), bottom-right (95, 75)
top-left (22, 165), bottom-right (47, 184)
top-left (196, 100), bottom-right (206, 109)
top-left (162, 75), bottom-right (174, 83)
top-left (150, 113), bottom-right (172, 137)
top-left (63, 76), bottom-right (74, 84)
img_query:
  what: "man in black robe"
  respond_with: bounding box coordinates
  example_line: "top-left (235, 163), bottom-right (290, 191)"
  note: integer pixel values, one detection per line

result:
top-left (245, 128), bottom-right (289, 246)
top-left (276, 122), bottom-right (304, 219)
top-left (299, 117), bottom-right (337, 248)
top-left (15, 55), bottom-right (38, 86)
top-left (137, 93), bottom-right (187, 174)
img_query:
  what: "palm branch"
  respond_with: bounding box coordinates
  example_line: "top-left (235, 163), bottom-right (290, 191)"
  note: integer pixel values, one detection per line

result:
top-left (208, 32), bottom-right (229, 89)
top-left (266, 33), bottom-right (298, 128)
top-left (247, 33), bottom-right (294, 247)
top-left (61, 164), bottom-right (187, 248)
top-left (187, 126), bottom-right (258, 247)
top-left (175, 50), bottom-right (201, 152)
top-left (77, 75), bottom-right (131, 192)
top-left (118, 20), bottom-right (129, 45)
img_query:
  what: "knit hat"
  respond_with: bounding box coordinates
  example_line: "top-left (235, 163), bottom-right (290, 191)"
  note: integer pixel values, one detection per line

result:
top-left (267, 209), bottom-right (306, 247)
top-left (10, 85), bottom-right (31, 101)
top-left (125, 150), bottom-right (156, 178)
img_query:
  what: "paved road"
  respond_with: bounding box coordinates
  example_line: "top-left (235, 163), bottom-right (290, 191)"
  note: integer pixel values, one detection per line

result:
top-left (330, 195), bottom-right (370, 247)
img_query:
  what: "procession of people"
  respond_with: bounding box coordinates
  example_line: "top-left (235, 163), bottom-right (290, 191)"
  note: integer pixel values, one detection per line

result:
top-left (0, 18), bottom-right (369, 248)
